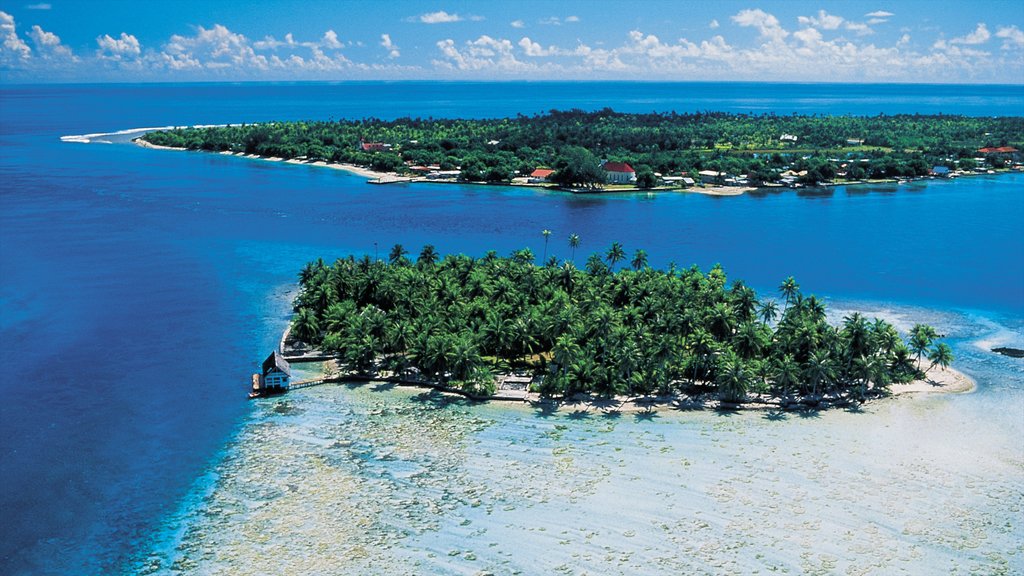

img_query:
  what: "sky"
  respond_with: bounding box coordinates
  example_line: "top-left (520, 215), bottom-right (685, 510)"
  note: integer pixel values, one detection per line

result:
top-left (2, 0), bottom-right (1023, 84)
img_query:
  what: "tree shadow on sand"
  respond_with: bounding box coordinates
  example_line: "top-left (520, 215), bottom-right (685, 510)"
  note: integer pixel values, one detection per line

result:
top-left (634, 410), bottom-right (659, 422)
top-left (567, 409), bottom-right (592, 421)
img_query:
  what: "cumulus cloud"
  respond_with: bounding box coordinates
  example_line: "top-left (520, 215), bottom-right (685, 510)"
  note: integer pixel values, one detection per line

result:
top-left (434, 35), bottom-right (532, 71)
top-left (950, 23), bottom-right (991, 45)
top-left (865, 10), bottom-right (894, 18)
top-left (158, 24), bottom-right (271, 71)
top-left (96, 32), bottom-right (140, 61)
top-left (380, 33), bottom-right (399, 58)
top-left (1, 11), bottom-right (31, 64)
top-left (709, 19), bottom-right (719, 30)
top-left (995, 25), bottom-right (1024, 49)
top-left (419, 11), bottom-right (464, 24)
top-left (565, 16), bottom-right (580, 23)
top-left (511, 19), bottom-right (524, 29)
top-left (28, 24), bottom-right (74, 60)
top-left (798, 10), bottom-right (844, 30)
top-left (732, 8), bottom-right (788, 43)
top-left (322, 30), bottom-right (342, 49)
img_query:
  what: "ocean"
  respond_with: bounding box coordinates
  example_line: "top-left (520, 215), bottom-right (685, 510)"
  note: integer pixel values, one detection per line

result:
top-left (0, 82), bottom-right (1022, 574)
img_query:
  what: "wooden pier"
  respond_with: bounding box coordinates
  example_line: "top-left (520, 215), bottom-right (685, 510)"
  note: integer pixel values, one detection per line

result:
top-left (287, 377), bottom-right (328, 390)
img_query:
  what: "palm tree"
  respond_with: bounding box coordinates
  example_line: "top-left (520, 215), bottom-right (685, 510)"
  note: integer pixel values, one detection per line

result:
top-left (716, 354), bottom-right (750, 403)
top-left (779, 276), bottom-right (800, 311)
top-left (542, 229), bottom-right (552, 262)
top-left (772, 354), bottom-right (801, 402)
top-left (908, 324), bottom-right (935, 368)
top-left (292, 308), bottom-right (321, 344)
top-left (927, 342), bottom-right (954, 372)
top-left (842, 312), bottom-right (871, 359)
top-left (388, 243), bottom-right (409, 266)
top-left (804, 349), bottom-right (835, 397)
top-left (631, 249), bottom-right (648, 271)
top-left (417, 244), bottom-right (439, 267)
top-left (605, 242), bottom-right (626, 270)
top-left (758, 300), bottom-right (779, 325)
top-left (568, 233), bottom-right (580, 262)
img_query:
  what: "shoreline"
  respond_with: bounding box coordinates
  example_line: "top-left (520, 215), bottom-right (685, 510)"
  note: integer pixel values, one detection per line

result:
top-left (282, 354), bottom-right (976, 416)
top-left (131, 139), bottom-right (1016, 195)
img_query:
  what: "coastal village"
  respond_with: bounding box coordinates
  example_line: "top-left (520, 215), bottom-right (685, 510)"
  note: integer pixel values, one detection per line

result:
top-left (138, 110), bottom-right (1024, 197)
top-left (358, 137), bottom-right (1022, 192)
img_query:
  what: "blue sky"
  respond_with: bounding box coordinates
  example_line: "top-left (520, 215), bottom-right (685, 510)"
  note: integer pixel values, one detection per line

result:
top-left (2, 0), bottom-right (1023, 83)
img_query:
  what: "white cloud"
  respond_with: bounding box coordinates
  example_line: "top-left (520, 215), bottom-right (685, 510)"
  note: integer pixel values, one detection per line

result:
top-left (322, 30), bottom-right (342, 50)
top-left (709, 19), bottom-right (719, 30)
top-left (865, 11), bottom-right (894, 18)
top-left (419, 11), bottom-right (463, 24)
top-left (518, 37), bottom-right (548, 57)
top-left (950, 23), bottom-right (991, 45)
top-left (96, 32), bottom-right (140, 61)
top-left (732, 9), bottom-right (788, 43)
top-left (28, 24), bottom-right (74, 60)
top-left (845, 22), bottom-right (874, 36)
top-left (995, 25), bottom-right (1024, 49)
top-left (1, 11), bottom-right (31, 64)
top-left (798, 10), bottom-right (844, 31)
top-left (565, 16), bottom-right (580, 23)
top-left (434, 35), bottom-right (533, 71)
top-left (380, 33), bottom-right (399, 58)
top-left (160, 24), bottom-right (270, 71)
top-left (511, 19), bottom-right (524, 29)
top-left (25, 3), bottom-right (51, 9)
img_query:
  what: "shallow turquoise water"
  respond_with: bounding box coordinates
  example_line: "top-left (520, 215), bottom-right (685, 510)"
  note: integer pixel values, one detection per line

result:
top-left (1, 82), bottom-right (1022, 574)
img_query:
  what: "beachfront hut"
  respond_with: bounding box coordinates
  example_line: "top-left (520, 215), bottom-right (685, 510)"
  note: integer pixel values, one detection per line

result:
top-left (931, 166), bottom-right (951, 177)
top-left (602, 162), bottom-right (636, 184)
top-left (262, 351), bottom-right (292, 391)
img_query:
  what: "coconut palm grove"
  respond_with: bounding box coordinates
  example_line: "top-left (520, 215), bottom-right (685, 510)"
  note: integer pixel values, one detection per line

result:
top-left (291, 242), bottom-right (953, 405)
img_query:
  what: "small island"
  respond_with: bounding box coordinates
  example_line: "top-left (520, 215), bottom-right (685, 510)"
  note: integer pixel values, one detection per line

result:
top-left (275, 244), bottom-right (965, 411)
top-left (139, 109), bottom-right (1023, 192)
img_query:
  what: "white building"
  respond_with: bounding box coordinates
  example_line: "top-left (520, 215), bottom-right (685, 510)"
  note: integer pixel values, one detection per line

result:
top-left (602, 161), bottom-right (636, 183)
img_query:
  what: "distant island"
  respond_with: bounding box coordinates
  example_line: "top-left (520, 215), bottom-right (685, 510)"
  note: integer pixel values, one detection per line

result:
top-left (280, 245), bottom-right (963, 410)
top-left (138, 109), bottom-right (1022, 192)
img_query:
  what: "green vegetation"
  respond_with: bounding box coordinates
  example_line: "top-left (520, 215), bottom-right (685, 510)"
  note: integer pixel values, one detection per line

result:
top-left (291, 245), bottom-right (952, 405)
top-left (141, 109), bottom-right (1022, 187)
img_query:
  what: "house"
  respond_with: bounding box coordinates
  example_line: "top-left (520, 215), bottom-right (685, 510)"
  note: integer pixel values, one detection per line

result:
top-left (698, 170), bottom-right (724, 185)
top-left (359, 140), bottom-right (392, 152)
top-left (931, 166), bottom-right (951, 177)
top-left (529, 168), bottom-right (555, 183)
top-left (846, 138), bottom-right (865, 146)
top-left (261, 351), bottom-right (292, 392)
top-left (602, 161), bottom-right (636, 184)
top-left (779, 134), bottom-right (798, 143)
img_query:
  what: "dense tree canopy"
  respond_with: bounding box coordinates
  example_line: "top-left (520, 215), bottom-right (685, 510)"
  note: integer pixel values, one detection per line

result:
top-left (291, 247), bottom-right (950, 404)
top-left (142, 109), bottom-right (1022, 186)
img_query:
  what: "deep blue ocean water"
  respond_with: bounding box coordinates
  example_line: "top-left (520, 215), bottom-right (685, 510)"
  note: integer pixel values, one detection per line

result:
top-left (1, 82), bottom-right (1023, 574)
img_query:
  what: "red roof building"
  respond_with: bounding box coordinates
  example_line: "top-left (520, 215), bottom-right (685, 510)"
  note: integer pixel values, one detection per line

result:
top-left (530, 168), bottom-right (555, 179)
top-left (360, 140), bottom-right (392, 152)
top-left (978, 146), bottom-right (1018, 154)
top-left (602, 161), bottom-right (634, 173)
top-left (602, 161), bottom-right (636, 184)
